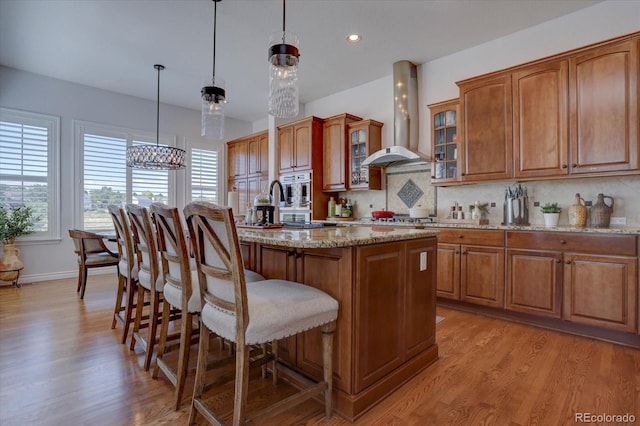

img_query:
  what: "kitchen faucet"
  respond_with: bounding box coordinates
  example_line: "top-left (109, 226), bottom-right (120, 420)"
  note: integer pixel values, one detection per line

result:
top-left (269, 179), bottom-right (285, 206)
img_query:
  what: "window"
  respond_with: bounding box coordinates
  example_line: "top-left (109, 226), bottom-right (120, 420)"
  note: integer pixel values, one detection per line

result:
top-left (189, 144), bottom-right (220, 203)
top-left (0, 107), bottom-right (60, 241)
top-left (76, 121), bottom-right (174, 231)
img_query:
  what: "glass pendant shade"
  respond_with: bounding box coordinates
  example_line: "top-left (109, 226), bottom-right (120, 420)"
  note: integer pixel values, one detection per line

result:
top-left (268, 31), bottom-right (299, 118)
top-left (126, 64), bottom-right (186, 170)
top-left (201, 77), bottom-right (226, 140)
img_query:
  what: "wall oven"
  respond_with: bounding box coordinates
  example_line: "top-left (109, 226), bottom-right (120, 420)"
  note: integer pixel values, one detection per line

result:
top-left (279, 172), bottom-right (312, 223)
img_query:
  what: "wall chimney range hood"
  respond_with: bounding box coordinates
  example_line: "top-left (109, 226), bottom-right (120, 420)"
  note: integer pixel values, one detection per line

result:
top-left (362, 60), bottom-right (431, 168)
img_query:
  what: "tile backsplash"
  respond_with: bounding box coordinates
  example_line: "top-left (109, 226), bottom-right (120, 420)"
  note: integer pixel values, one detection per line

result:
top-left (342, 167), bottom-right (640, 227)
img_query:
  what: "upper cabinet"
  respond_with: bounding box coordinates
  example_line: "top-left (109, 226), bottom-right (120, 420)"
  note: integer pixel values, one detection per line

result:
top-left (429, 99), bottom-right (459, 184)
top-left (569, 38), bottom-right (638, 174)
top-left (248, 131), bottom-right (269, 176)
top-left (227, 139), bottom-right (248, 179)
top-left (322, 113), bottom-right (362, 191)
top-left (445, 32), bottom-right (639, 186)
top-left (348, 119), bottom-right (383, 191)
top-left (513, 59), bottom-right (569, 178)
top-left (458, 73), bottom-right (513, 183)
top-left (278, 116), bottom-right (324, 174)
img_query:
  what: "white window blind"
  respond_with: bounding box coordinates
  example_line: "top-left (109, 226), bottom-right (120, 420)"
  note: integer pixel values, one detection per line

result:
top-left (0, 108), bottom-right (59, 240)
top-left (190, 147), bottom-right (219, 203)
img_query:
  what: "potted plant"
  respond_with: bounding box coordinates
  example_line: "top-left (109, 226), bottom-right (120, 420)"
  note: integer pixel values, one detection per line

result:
top-left (0, 206), bottom-right (38, 283)
top-left (541, 202), bottom-right (561, 227)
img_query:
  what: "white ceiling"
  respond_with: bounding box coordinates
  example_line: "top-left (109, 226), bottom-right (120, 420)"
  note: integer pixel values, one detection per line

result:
top-left (0, 0), bottom-right (601, 123)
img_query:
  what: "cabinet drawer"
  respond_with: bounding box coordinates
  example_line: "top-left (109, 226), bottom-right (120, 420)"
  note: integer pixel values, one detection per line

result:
top-left (437, 228), bottom-right (504, 246)
top-left (506, 231), bottom-right (637, 256)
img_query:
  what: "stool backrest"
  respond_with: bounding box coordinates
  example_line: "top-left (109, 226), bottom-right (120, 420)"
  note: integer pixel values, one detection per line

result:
top-left (107, 205), bottom-right (135, 277)
top-left (150, 203), bottom-right (193, 307)
top-left (126, 204), bottom-right (159, 289)
top-left (184, 201), bottom-right (248, 338)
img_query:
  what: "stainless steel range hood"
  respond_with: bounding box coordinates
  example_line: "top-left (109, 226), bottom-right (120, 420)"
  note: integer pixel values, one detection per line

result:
top-left (362, 60), bottom-right (431, 168)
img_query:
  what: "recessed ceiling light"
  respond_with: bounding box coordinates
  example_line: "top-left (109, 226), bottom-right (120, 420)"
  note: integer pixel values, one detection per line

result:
top-left (346, 33), bottom-right (362, 43)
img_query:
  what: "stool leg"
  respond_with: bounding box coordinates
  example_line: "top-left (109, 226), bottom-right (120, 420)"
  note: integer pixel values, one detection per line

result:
top-left (188, 323), bottom-right (210, 425)
top-left (173, 311), bottom-right (193, 410)
top-left (112, 273), bottom-right (125, 329)
top-left (322, 322), bottom-right (336, 419)
top-left (232, 342), bottom-right (250, 426)
top-left (152, 299), bottom-right (172, 379)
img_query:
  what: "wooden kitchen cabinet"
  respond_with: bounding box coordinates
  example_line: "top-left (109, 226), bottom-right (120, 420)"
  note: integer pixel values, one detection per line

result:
top-left (513, 59), bottom-right (569, 178)
top-left (278, 116), bottom-right (324, 174)
top-left (564, 253), bottom-right (637, 333)
top-left (347, 119), bottom-right (383, 191)
top-left (506, 248), bottom-right (563, 318)
top-left (428, 99), bottom-right (459, 184)
top-left (322, 113), bottom-right (362, 191)
top-left (569, 37), bottom-right (639, 175)
top-left (227, 130), bottom-right (269, 216)
top-left (458, 73), bottom-right (513, 182)
top-left (248, 131), bottom-right (269, 176)
top-left (436, 229), bottom-right (505, 308)
top-left (506, 231), bottom-right (638, 333)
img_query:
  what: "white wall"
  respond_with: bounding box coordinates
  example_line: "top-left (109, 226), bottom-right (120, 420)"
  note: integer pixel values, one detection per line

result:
top-left (0, 66), bottom-right (252, 283)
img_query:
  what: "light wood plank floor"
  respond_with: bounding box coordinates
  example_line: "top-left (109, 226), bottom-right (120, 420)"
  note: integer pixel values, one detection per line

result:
top-left (1, 274), bottom-right (638, 425)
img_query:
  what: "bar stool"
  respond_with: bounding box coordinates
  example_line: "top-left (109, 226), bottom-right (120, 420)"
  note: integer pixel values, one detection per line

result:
top-left (184, 201), bottom-right (338, 425)
top-left (107, 205), bottom-right (138, 345)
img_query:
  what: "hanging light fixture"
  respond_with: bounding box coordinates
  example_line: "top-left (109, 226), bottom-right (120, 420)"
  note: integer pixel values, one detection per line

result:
top-left (126, 64), bottom-right (186, 170)
top-left (267, 0), bottom-right (299, 118)
top-left (201, 0), bottom-right (226, 140)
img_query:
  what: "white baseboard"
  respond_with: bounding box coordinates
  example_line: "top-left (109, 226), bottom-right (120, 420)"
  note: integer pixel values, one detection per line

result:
top-left (0, 266), bottom-right (117, 286)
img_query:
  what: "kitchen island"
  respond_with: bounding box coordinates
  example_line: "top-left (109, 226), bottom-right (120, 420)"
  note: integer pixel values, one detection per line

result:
top-left (236, 226), bottom-right (439, 422)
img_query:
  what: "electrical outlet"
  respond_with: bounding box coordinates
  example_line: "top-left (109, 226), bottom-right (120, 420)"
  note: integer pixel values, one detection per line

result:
top-left (610, 217), bottom-right (626, 225)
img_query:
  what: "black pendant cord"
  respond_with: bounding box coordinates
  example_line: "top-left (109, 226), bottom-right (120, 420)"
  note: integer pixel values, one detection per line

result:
top-left (282, 0), bottom-right (286, 43)
top-left (212, 0), bottom-right (217, 81)
top-left (154, 64), bottom-right (163, 147)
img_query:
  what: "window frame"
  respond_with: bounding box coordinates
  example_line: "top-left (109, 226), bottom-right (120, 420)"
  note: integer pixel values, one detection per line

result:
top-left (0, 107), bottom-right (60, 242)
top-left (73, 119), bottom-right (178, 231)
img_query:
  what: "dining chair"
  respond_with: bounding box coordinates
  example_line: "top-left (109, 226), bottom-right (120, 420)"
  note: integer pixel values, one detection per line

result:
top-left (184, 201), bottom-right (338, 425)
top-left (126, 204), bottom-right (178, 370)
top-left (108, 205), bottom-right (139, 345)
top-left (68, 229), bottom-right (119, 299)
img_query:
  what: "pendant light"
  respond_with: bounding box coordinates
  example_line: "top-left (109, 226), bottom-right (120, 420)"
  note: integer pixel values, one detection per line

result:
top-left (268, 0), bottom-right (299, 118)
top-left (126, 64), bottom-right (186, 170)
top-left (201, 0), bottom-right (226, 140)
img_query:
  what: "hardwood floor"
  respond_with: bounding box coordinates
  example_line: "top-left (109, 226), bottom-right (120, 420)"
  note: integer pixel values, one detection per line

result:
top-left (1, 274), bottom-right (638, 425)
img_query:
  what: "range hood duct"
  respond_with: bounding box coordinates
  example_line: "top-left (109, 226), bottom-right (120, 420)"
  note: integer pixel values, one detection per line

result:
top-left (362, 60), bottom-right (431, 168)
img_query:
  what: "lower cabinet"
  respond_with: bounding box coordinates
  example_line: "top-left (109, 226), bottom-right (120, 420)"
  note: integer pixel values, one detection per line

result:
top-left (436, 229), bottom-right (505, 308)
top-left (563, 253), bottom-right (637, 333)
top-left (506, 231), bottom-right (638, 333)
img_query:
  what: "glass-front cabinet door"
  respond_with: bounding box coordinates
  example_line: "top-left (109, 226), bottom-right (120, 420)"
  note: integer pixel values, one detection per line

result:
top-left (348, 119), bottom-right (383, 190)
top-left (429, 99), bottom-right (459, 184)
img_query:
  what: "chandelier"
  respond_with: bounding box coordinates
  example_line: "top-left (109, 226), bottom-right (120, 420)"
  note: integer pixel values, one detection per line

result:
top-left (201, 0), bottom-right (226, 140)
top-left (267, 0), bottom-right (300, 118)
top-left (126, 64), bottom-right (186, 170)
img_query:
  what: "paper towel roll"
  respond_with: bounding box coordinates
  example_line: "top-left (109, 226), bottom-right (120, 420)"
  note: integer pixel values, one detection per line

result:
top-left (228, 191), bottom-right (239, 215)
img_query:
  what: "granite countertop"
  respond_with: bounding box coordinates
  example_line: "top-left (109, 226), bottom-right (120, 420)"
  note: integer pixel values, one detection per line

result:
top-left (237, 226), bottom-right (439, 249)
top-left (321, 220), bottom-right (640, 235)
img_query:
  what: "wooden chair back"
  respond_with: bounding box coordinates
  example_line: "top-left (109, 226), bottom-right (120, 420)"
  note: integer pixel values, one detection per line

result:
top-left (150, 203), bottom-right (193, 308)
top-left (107, 205), bottom-right (135, 277)
top-left (184, 201), bottom-right (249, 340)
top-left (68, 229), bottom-right (117, 260)
top-left (125, 204), bottom-right (159, 289)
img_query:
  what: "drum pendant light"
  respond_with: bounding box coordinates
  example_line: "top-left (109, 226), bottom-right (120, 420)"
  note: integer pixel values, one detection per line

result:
top-left (201, 0), bottom-right (226, 140)
top-left (126, 65), bottom-right (186, 170)
top-left (268, 0), bottom-right (299, 118)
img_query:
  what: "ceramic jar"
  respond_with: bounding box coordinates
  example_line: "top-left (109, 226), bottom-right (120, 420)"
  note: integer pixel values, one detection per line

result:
top-left (0, 244), bottom-right (24, 282)
top-left (568, 193), bottom-right (587, 227)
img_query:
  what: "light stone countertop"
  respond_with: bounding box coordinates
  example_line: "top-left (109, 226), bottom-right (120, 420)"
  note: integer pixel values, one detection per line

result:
top-left (236, 226), bottom-right (439, 249)
top-left (321, 220), bottom-right (640, 235)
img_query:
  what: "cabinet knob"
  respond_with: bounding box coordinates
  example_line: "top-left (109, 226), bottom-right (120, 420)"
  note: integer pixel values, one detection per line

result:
top-left (461, 173), bottom-right (466, 176)
top-left (561, 164), bottom-right (567, 169)
top-left (572, 163), bottom-right (578, 168)
top-left (462, 250), bottom-right (467, 255)
top-left (555, 258), bottom-right (561, 263)
top-left (431, 176), bottom-right (435, 179)
top-left (559, 239), bottom-right (566, 244)
top-left (457, 235), bottom-right (463, 239)
top-left (455, 250), bottom-right (460, 254)
top-left (565, 260), bottom-right (571, 265)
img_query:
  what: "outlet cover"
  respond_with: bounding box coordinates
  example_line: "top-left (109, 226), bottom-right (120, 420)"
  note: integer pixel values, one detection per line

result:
top-left (610, 217), bottom-right (627, 225)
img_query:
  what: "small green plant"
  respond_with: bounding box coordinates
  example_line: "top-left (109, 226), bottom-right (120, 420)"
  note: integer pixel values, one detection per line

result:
top-left (541, 202), bottom-right (561, 214)
top-left (0, 206), bottom-right (39, 244)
